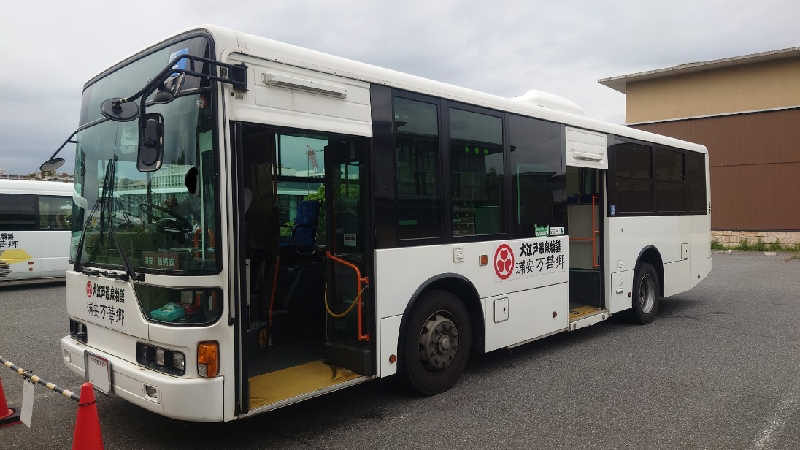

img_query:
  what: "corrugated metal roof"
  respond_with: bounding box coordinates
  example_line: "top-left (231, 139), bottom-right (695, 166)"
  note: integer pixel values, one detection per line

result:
top-left (599, 46), bottom-right (800, 93)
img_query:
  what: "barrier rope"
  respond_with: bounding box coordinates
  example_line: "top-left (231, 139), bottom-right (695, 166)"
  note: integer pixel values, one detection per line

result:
top-left (0, 355), bottom-right (79, 402)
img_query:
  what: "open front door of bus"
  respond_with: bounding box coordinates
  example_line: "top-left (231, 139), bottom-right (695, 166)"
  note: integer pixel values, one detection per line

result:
top-left (322, 139), bottom-right (375, 376)
top-left (233, 124), bottom-right (374, 415)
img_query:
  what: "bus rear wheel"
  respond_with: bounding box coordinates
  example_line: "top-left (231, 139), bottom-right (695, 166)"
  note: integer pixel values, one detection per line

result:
top-left (630, 262), bottom-right (659, 324)
top-left (401, 289), bottom-right (472, 395)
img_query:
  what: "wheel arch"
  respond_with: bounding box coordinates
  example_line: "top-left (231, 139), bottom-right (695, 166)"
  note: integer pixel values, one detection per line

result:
top-left (398, 273), bottom-right (486, 361)
top-left (636, 245), bottom-right (664, 297)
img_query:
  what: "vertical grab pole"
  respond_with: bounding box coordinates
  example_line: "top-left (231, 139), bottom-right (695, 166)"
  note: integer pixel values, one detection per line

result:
top-left (325, 251), bottom-right (370, 342)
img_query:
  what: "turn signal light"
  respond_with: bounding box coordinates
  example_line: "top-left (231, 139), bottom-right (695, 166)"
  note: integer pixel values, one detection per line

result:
top-left (197, 341), bottom-right (219, 378)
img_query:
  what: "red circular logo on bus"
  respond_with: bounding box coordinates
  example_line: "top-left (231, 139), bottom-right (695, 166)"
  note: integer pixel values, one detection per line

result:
top-left (494, 244), bottom-right (515, 280)
top-left (86, 281), bottom-right (93, 297)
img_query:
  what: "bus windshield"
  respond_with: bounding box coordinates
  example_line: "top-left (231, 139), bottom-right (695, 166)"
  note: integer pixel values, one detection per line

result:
top-left (72, 36), bottom-right (219, 275)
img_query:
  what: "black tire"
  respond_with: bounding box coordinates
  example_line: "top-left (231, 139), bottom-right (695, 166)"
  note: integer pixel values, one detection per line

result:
top-left (630, 262), bottom-right (660, 324)
top-left (400, 289), bottom-right (472, 396)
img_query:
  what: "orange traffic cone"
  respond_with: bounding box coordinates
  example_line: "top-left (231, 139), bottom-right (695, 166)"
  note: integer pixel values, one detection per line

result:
top-left (0, 375), bottom-right (20, 427)
top-left (72, 383), bottom-right (103, 450)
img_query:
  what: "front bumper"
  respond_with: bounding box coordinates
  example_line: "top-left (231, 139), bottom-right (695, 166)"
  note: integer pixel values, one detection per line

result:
top-left (60, 336), bottom-right (224, 422)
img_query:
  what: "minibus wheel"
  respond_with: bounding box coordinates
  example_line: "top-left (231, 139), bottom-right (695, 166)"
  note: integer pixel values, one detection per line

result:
top-left (631, 262), bottom-right (659, 324)
top-left (401, 289), bottom-right (472, 395)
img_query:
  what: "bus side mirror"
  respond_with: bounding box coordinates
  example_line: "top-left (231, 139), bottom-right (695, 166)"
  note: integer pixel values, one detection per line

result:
top-left (40, 157), bottom-right (65, 173)
top-left (138, 113), bottom-right (164, 172)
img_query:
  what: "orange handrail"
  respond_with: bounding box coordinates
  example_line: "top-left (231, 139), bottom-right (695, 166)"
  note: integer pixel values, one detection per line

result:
top-left (325, 250), bottom-right (370, 342)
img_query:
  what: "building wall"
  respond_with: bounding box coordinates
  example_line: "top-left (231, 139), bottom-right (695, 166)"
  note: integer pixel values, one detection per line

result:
top-left (626, 58), bottom-right (800, 124)
top-left (634, 108), bottom-right (800, 233)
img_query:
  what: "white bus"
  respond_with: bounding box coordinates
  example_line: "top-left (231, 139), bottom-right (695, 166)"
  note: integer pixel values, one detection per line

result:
top-left (0, 179), bottom-right (73, 284)
top-left (58, 25), bottom-right (710, 422)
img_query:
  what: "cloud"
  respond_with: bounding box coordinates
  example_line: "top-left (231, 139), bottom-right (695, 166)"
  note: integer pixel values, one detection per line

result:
top-left (1, 0), bottom-right (798, 173)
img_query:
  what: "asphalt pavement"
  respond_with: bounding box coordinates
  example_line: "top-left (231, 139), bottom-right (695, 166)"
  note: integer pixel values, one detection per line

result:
top-left (1, 252), bottom-right (799, 449)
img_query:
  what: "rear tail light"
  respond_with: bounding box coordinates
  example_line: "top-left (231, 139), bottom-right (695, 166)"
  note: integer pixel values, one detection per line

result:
top-left (197, 341), bottom-right (219, 378)
top-left (136, 342), bottom-right (185, 376)
top-left (69, 319), bottom-right (88, 344)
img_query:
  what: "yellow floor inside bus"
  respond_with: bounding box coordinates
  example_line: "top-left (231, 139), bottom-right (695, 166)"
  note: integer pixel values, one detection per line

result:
top-left (569, 305), bottom-right (604, 322)
top-left (248, 360), bottom-right (361, 410)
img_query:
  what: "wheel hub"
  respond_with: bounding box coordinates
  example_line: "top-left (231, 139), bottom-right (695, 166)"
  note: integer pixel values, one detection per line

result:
top-left (419, 312), bottom-right (459, 371)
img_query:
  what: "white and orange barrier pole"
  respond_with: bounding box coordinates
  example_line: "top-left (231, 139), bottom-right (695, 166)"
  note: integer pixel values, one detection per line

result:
top-left (0, 355), bottom-right (103, 450)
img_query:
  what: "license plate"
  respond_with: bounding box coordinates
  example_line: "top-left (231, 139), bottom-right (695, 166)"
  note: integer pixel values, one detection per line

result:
top-left (85, 352), bottom-right (112, 394)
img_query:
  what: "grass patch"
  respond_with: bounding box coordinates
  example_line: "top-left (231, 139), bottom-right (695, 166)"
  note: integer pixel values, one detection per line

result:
top-left (715, 237), bottom-right (800, 253)
top-left (735, 238), bottom-right (751, 251)
top-left (767, 239), bottom-right (782, 251)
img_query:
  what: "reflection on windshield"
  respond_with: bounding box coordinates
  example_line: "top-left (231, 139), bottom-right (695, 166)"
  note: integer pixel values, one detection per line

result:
top-left (73, 44), bottom-right (219, 275)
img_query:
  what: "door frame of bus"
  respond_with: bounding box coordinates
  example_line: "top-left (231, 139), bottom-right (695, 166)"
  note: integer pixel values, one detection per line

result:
top-left (231, 121), bottom-right (249, 415)
top-left (230, 123), bottom-right (379, 414)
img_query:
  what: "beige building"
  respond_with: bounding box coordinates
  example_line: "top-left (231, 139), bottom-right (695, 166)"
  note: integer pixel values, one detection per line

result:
top-left (600, 47), bottom-right (800, 248)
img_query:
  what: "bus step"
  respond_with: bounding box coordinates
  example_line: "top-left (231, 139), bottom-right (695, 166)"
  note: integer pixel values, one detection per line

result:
top-left (324, 342), bottom-right (375, 376)
top-left (568, 307), bottom-right (609, 331)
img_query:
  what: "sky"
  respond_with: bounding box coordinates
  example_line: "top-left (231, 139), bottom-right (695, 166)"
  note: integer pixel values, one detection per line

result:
top-left (0, 0), bottom-right (798, 174)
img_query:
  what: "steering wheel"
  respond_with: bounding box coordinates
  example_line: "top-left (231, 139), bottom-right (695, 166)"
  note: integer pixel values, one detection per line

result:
top-left (138, 202), bottom-right (193, 235)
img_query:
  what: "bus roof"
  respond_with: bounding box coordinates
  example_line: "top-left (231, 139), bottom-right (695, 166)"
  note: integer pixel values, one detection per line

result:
top-left (0, 179), bottom-right (73, 196)
top-left (86, 25), bottom-right (707, 154)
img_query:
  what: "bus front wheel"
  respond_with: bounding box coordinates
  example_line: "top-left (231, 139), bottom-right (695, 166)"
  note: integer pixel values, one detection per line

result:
top-left (401, 289), bottom-right (472, 395)
top-left (630, 262), bottom-right (660, 324)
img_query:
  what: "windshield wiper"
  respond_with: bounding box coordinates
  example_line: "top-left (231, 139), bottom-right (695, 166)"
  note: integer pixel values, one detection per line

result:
top-left (74, 158), bottom-right (141, 282)
top-left (103, 158), bottom-right (142, 282)
top-left (74, 158), bottom-right (113, 274)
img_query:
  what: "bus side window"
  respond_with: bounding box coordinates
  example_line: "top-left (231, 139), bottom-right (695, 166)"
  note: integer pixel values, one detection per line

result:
top-left (508, 114), bottom-right (566, 236)
top-left (394, 96), bottom-right (441, 240)
top-left (685, 151), bottom-right (707, 214)
top-left (0, 194), bottom-right (36, 231)
top-left (607, 139), bottom-right (653, 215)
top-left (38, 196), bottom-right (73, 231)
top-left (449, 108), bottom-right (504, 236)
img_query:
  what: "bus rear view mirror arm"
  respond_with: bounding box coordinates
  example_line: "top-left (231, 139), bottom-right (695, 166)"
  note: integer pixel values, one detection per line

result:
top-left (97, 54), bottom-right (247, 172)
top-left (100, 53), bottom-right (247, 122)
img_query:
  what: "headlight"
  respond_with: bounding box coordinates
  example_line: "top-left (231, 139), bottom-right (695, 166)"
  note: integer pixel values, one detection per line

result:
top-left (172, 352), bottom-right (185, 372)
top-left (136, 342), bottom-right (186, 376)
top-left (69, 319), bottom-right (88, 344)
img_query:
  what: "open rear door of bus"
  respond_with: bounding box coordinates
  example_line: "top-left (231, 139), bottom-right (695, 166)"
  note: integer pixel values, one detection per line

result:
top-left (322, 138), bottom-right (376, 376)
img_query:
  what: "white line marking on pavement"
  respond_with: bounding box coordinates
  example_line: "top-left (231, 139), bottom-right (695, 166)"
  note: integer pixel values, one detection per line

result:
top-left (753, 393), bottom-right (797, 449)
